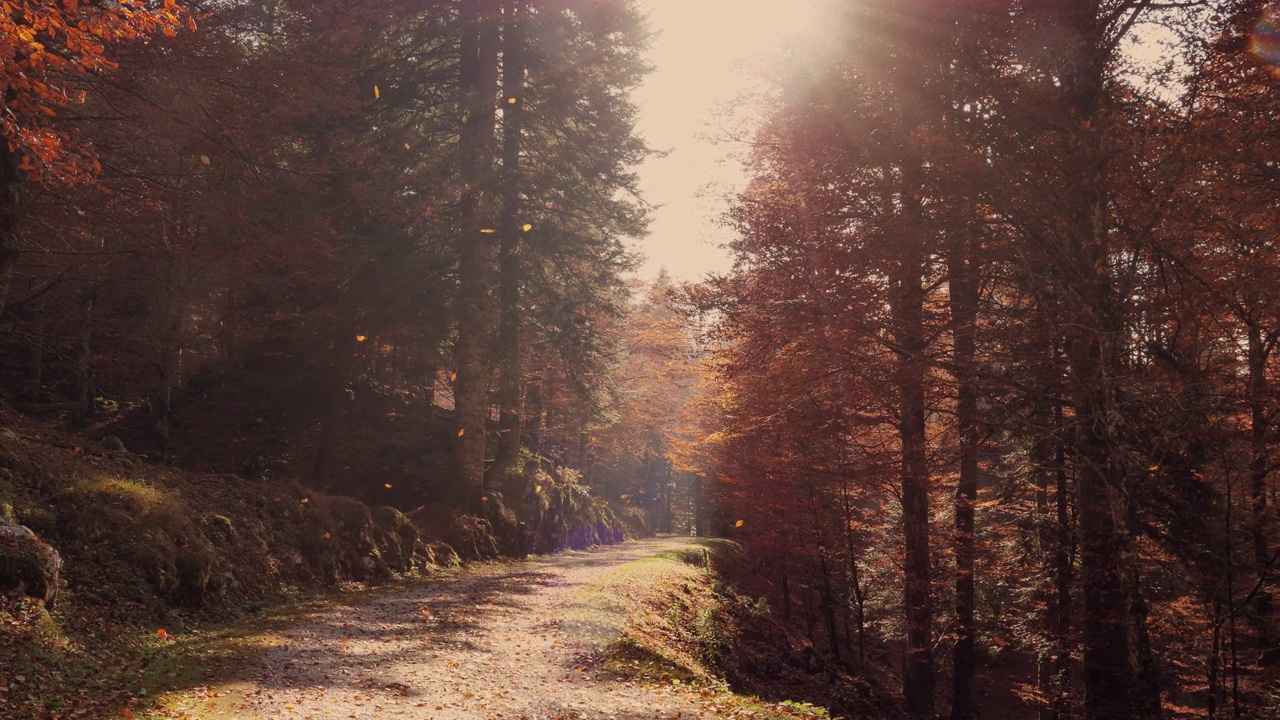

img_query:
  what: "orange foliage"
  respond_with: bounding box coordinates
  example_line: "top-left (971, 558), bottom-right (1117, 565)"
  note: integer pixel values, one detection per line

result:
top-left (0, 0), bottom-right (185, 182)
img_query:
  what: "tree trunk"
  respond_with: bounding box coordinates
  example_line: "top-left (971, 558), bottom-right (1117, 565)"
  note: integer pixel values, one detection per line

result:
top-left (312, 323), bottom-right (359, 485)
top-left (1049, 9), bottom-right (1160, 715)
top-left (819, 549), bottom-right (842, 663)
top-left (949, 233), bottom-right (979, 720)
top-left (25, 296), bottom-right (43, 406)
top-left (74, 291), bottom-right (96, 423)
top-left (453, 0), bottom-right (501, 511)
top-left (492, 0), bottom-right (527, 484)
top-left (0, 136), bottom-right (24, 321)
top-left (891, 191), bottom-right (934, 719)
top-left (1248, 323), bottom-right (1277, 660)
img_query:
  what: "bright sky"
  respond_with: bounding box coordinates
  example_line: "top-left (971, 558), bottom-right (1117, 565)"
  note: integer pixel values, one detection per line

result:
top-left (630, 0), bottom-right (820, 281)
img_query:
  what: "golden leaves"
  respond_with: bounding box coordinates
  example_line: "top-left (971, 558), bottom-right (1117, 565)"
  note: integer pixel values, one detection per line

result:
top-left (355, 334), bottom-right (367, 342)
top-left (385, 483), bottom-right (393, 489)
top-left (522, 223), bottom-right (533, 232)
top-left (450, 372), bottom-right (458, 382)
top-left (457, 428), bottom-right (465, 437)
top-left (373, 85), bottom-right (380, 100)
top-left (300, 497), bottom-right (309, 504)
top-left (734, 520), bottom-right (744, 528)
top-left (157, 628), bottom-right (168, 640)
top-left (199, 155), bottom-right (210, 165)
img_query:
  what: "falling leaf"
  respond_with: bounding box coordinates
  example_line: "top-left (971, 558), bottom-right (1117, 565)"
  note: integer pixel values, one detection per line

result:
top-left (385, 483), bottom-right (393, 489)
top-left (457, 429), bottom-right (465, 437)
top-left (157, 628), bottom-right (168, 640)
top-left (450, 372), bottom-right (458, 382)
top-left (200, 155), bottom-right (210, 165)
top-left (481, 496), bottom-right (489, 502)
top-left (480, 228), bottom-right (497, 234)
top-left (73, 447), bottom-right (82, 454)
top-left (522, 223), bottom-right (532, 232)
top-left (535, 485), bottom-right (542, 493)
top-left (323, 532), bottom-right (331, 540)
top-left (734, 520), bottom-right (744, 527)
top-left (355, 335), bottom-right (367, 342)
top-left (507, 97), bottom-right (518, 105)
top-left (404, 143), bottom-right (411, 150)
top-left (301, 497), bottom-right (309, 504)
top-left (374, 85), bottom-right (380, 99)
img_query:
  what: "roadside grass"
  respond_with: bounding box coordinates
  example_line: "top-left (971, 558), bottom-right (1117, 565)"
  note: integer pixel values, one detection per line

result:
top-left (573, 538), bottom-right (839, 720)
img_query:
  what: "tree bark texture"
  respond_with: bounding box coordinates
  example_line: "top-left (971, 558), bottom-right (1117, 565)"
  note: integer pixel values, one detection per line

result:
top-left (1248, 323), bottom-right (1276, 660)
top-left (492, 0), bottom-right (526, 486)
top-left (0, 137), bottom-right (22, 321)
top-left (890, 223), bottom-right (934, 719)
top-left (949, 233), bottom-right (979, 720)
top-left (453, 0), bottom-right (501, 511)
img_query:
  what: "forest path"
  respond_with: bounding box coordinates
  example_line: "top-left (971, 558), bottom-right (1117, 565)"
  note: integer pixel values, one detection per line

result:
top-left (181, 536), bottom-right (703, 720)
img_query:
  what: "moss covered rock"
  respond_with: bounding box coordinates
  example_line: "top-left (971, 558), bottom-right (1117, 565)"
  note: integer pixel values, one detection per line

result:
top-left (0, 522), bottom-right (61, 607)
top-left (371, 505), bottom-right (419, 574)
top-left (55, 476), bottom-right (218, 606)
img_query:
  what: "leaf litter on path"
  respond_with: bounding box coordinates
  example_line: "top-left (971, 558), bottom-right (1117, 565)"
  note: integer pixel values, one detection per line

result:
top-left (171, 538), bottom-right (723, 720)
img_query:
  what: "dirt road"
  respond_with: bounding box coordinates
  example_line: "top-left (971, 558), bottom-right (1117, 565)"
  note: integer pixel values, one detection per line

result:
top-left (183, 536), bottom-right (704, 720)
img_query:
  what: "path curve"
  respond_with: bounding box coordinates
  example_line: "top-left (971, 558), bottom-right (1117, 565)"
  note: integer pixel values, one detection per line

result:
top-left (192, 536), bottom-right (702, 720)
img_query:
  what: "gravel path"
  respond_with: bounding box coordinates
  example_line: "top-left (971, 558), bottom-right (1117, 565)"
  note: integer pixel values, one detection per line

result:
top-left (186, 537), bottom-right (703, 720)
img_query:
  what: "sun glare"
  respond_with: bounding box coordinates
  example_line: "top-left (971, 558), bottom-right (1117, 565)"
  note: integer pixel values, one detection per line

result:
top-left (632, 0), bottom-right (822, 280)
top-left (1254, 6), bottom-right (1280, 74)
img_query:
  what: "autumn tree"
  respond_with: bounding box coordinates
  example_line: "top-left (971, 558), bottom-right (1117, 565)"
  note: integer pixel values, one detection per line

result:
top-left (0, 0), bottom-right (186, 319)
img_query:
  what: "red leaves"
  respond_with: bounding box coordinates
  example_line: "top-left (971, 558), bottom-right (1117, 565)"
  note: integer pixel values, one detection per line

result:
top-left (0, 0), bottom-right (188, 184)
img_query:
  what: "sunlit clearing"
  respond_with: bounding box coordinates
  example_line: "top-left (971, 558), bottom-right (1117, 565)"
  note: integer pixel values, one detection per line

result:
top-left (1253, 6), bottom-right (1280, 75)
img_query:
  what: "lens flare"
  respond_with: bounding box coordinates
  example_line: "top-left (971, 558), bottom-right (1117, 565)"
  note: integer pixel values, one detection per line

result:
top-left (1253, 6), bottom-right (1280, 75)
